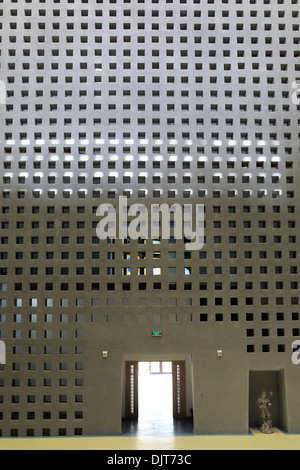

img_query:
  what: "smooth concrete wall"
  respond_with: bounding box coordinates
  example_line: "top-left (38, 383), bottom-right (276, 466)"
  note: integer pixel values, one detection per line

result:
top-left (81, 323), bottom-right (300, 436)
top-left (185, 355), bottom-right (194, 418)
top-left (192, 352), bottom-right (249, 435)
top-left (278, 370), bottom-right (288, 433)
top-left (82, 323), bottom-right (247, 435)
top-left (85, 345), bottom-right (124, 436)
top-left (284, 369), bottom-right (300, 434)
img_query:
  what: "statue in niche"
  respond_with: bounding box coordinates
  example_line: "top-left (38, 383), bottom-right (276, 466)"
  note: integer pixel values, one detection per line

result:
top-left (256, 391), bottom-right (274, 434)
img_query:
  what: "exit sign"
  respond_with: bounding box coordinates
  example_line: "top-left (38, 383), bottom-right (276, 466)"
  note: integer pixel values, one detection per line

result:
top-left (152, 331), bottom-right (162, 337)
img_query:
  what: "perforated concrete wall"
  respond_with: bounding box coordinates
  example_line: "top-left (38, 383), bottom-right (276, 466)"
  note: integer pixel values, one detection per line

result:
top-left (0, 0), bottom-right (299, 436)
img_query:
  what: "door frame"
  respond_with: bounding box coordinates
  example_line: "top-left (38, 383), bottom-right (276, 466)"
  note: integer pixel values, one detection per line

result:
top-left (172, 360), bottom-right (187, 419)
top-left (124, 359), bottom-right (187, 420)
top-left (125, 361), bottom-right (139, 420)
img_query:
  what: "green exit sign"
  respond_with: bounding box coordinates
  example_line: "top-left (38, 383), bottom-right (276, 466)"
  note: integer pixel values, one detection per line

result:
top-left (152, 331), bottom-right (162, 337)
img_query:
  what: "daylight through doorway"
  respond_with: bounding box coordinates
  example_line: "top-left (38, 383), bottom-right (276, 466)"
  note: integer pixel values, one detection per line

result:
top-left (123, 360), bottom-right (193, 436)
top-left (138, 361), bottom-right (173, 424)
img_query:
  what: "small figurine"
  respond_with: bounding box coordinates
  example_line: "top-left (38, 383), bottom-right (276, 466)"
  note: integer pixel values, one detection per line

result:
top-left (256, 391), bottom-right (274, 434)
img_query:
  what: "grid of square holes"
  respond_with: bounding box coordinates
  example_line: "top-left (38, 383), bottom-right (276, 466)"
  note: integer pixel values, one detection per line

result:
top-left (0, 0), bottom-right (299, 437)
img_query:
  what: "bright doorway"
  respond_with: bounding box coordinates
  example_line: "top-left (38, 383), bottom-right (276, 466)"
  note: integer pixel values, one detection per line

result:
top-left (138, 361), bottom-right (173, 423)
top-left (123, 360), bottom-right (192, 436)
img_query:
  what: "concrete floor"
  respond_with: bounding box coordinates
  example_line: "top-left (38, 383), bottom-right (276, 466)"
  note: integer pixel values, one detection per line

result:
top-left (0, 428), bottom-right (299, 450)
top-left (122, 418), bottom-right (194, 437)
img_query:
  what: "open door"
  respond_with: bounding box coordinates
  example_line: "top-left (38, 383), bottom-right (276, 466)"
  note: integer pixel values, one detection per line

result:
top-left (125, 360), bottom-right (187, 420)
top-left (172, 361), bottom-right (186, 419)
top-left (125, 361), bottom-right (139, 420)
